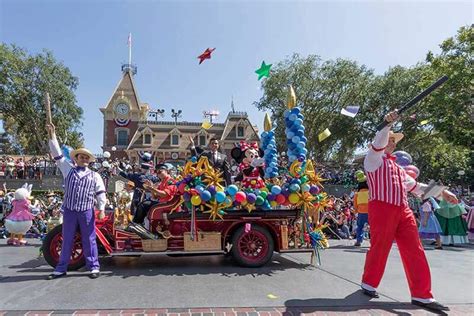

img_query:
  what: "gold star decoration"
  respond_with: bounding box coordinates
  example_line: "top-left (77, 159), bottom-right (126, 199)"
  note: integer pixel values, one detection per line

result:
top-left (305, 160), bottom-right (326, 187)
top-left (202, 167), bottom-right (225, 190)
top-left (241, 200), bottom-right (256, 213)
top-left (203, 199), bottom-right (232, 221)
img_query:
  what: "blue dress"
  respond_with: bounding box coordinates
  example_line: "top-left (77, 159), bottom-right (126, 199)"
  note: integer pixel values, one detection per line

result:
top-left (418, 198), bottom-right (442, 239)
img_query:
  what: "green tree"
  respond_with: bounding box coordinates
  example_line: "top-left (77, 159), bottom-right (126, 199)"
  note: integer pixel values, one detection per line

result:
top-left (254, 54), bottom-right (376, 163)
top-left (0, 44), bottom-right (83, 154)
top-left (255, 26), bottom-right (473, 189)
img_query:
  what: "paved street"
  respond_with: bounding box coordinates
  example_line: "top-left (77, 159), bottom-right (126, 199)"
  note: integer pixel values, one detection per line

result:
top-left (0, 238), bottom-right (473, 315)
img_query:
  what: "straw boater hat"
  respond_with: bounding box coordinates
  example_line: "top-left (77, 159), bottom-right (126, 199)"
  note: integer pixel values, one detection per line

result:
top-left (70, 148), bottom-right (96, 162)
top-left (389, 131), bottom-right (404, 144)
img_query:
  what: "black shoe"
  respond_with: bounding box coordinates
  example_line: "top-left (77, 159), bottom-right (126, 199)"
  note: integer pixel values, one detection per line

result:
top-left (47, 272), bottom-right (67, 280)
top-left (89, 271), bottom-right (100, 279)
top-left (361, 288), bottom-right (379, 298)
top-left (411, 300), bottom-right (450, 311)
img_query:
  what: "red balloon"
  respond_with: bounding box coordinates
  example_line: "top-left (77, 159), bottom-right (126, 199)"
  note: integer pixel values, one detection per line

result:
top-left (406, 170), bottom-right (418, 179)
top-left (235, 191), bottom-right (247, 203)
top-left (275, 194), bottom-right (286, 204)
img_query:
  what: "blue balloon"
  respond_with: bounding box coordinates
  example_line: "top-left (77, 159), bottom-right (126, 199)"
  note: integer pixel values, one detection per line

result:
top-left (294, 119), bottom-right (303, 126)
top-left (287, 131), bottom-right (295, 139)
top-left (291, 108), bottom-right (300, 115)
top-left (227, 185), bottom-right (238, 196)
top-left (271, 185), bottom-right (282, 195)
top-left (215, 191), bottom-right (226, 203)
top-left (268, 131), bottom-right (274, 137)
top-left (292, 136), bottom-right (301, 143)
top-left (289, 114), bottom-right (297, 121)
top-left (301, 136), bottom-right (308, 143)
top-left (290, 183), bottom-right (301, 192)
top-left (200, 190), bottom-right (212, 202)
top-left (195, 185), bottom-right (204, 192)
top-left (297, 141), bottom-right (305, 149)
top-left (283, 110), bottom-right (290, 118)
top-left (261, 131), bottom-right (268, 138)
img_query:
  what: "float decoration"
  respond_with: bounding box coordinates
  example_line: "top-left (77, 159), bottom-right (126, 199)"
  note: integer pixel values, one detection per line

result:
top-left (260, 113), bottom-right (279, 179)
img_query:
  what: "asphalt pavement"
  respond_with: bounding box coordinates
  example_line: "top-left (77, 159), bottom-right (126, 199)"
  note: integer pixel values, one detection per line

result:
top-left (0, 238), bottom-right (473, 314)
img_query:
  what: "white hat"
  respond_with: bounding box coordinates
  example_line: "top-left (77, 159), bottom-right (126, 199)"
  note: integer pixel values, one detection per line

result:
top-left (389, 131), bottom-right (404, 143)
top-left (70, 148), bottom-right (96, 162)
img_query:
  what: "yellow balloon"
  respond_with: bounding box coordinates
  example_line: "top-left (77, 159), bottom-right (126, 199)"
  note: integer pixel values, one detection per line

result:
top-left (270, 201), bottom-right (278, 208)
top-left (191, 195), bottom-right (202, 206)
top-left (289, 193), bottom-right (300, 204)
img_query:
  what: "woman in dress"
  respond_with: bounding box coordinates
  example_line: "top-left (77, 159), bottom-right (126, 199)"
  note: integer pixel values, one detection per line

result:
top-left (418, 197), bottom-right (443, 249)
top-left (435, 198), bottom-right (469, 245)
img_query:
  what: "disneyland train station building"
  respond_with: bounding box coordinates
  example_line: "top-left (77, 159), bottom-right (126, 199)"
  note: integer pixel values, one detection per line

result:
top-left (101, 64), bottom-right (260, 165)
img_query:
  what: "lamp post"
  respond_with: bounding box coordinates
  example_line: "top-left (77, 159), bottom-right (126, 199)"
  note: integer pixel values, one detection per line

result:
top-left (148, 109), bottom-right (165, 121)
top-left (458, 170), bottom-right (465, 195)
top-left (203, 110), bottom-right (219, 123)
top-left (171, 109), bottom-right (182, 124)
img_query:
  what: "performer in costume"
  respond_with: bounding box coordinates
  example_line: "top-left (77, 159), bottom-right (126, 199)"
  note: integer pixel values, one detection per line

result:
top-left (5, 185), bottom-right (34, 246)
top-left (134, 163), bottom-right (177, 226)
top-left (353, 179), bottom-right (369, 247)
top-left (360, 111), bottom-right (457, 312)
top-left (435, 199), bottom-right (468, 245)
top-left (46, 124), bottom-right (106, 280)
top-left (231, 141), bottom-right (265, 189)
top-left (118, 155), bottom-right (158, 218)
top-left (418, 197), bottom-right (443, 249)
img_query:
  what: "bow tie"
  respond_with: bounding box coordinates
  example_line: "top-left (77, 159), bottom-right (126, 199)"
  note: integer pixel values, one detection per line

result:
top-left (75, 166), bottom-right (86, 171)
top-left (386, 154), bottom-right (396, 161)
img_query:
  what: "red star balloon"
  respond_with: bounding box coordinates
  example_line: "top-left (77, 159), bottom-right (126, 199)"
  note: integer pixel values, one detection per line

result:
top-left (198, 48), bottom-right (216, 64)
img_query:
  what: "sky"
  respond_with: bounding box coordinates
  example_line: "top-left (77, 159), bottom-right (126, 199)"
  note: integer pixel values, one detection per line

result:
top-left (0, 0), bottom-right (472, 154)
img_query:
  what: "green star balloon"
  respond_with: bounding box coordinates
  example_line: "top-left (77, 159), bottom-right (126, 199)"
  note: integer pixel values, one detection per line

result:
top-left (255, 61), bottom-right (272, 80)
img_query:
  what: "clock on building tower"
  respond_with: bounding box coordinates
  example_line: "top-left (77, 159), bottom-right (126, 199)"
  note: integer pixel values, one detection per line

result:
top-left (114, 103), bottom-right (130, 126)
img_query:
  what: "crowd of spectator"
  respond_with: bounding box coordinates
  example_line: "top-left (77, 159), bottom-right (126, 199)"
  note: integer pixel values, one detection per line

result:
top-left (0, 156), bottom-right (62, 179)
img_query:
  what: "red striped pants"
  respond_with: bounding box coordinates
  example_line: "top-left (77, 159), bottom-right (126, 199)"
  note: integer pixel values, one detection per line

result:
top-left (362, 200), bottom-right (433, 299)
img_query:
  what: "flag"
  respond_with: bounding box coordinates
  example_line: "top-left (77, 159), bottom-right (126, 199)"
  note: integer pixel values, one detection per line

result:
top-left (127, 33), bottom-right (132, 47)
top-left (201, 120), bottom-right (213, 130)
top-left (318, 128), bottom-right (331, 142)
top-left (340, 105), bottom-right (360, 118)
top-left (420, 119), bottom-right (429, 126)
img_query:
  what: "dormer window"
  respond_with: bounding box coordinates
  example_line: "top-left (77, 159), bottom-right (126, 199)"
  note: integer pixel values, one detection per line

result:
top-left (236, 125), bottom-right (245, 138)
top-left (197, 129), bottom-right (208, 147)
top-left (170, 128), bottom-right (181, 147)
top-left (199, 135), bottom-right (206, 146)
top-left (144, 133), bottom-right (152, 145)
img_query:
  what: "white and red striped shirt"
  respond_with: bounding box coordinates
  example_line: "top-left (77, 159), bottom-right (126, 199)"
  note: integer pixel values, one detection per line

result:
top-left (364, 126), bottom-right (426, 207)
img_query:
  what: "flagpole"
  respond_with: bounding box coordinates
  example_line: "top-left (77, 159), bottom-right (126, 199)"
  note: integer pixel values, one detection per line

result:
top-left (128, 33), bottom-right (132, 65)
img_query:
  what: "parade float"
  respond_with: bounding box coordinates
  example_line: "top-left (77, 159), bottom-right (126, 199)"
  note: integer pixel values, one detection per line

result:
top-left (42, 87), bottom-right (329, 269)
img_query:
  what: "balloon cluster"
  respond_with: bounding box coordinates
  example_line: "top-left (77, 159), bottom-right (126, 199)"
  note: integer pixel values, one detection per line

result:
top-left (393, 151), bottom-right (420, 179)
top-left (284, 87), bottom-right (308, 163)
top-left (260, 130), bottom-right (278, 179)
top-left (175, 157), bottom-right (327, 219)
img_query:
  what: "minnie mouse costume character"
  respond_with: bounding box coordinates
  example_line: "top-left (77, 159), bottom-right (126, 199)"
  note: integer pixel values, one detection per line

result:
top-left (231, 141), bottom-right (265, 189)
